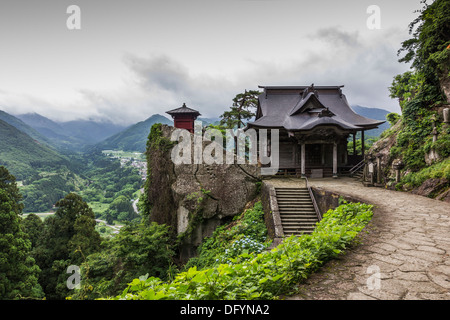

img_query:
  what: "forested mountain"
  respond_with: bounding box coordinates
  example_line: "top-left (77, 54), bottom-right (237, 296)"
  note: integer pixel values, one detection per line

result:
top-left (17, 113), bottom-right (126, 151)
top-left (93, 114), bottom-right (173, 152)
top-left (0, 119), bottom-right (68, 180)
top-left (0, 110), bottom-right (54, 148)
top-left (351, 105), bottom-right (391, 137)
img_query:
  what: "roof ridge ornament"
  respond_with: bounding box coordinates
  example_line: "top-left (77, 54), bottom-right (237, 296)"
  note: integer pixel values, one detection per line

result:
top-left (301, 83), bottom-right (319, 99)
top-left (318, 107), bottom-right (335, 118)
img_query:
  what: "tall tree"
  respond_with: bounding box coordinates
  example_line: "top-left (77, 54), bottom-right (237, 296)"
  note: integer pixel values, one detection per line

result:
top-left (220, 90), bottom-right (261, 129)
top-left (0, 166), bottom-right (43, 299)
top-left (397, 0), bottom-right (450, 101)
top-left (33, 193), bottom-right (101, 299)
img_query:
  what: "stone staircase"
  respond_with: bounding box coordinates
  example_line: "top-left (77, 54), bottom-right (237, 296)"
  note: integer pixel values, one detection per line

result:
top-left (352, 167), bottom-right (364, 180)
top-left (275, 187), bottom-right (319, 236)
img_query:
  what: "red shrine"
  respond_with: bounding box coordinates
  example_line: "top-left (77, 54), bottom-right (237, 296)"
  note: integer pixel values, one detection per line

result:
top-left (166, 103), bottom-right (201, 133)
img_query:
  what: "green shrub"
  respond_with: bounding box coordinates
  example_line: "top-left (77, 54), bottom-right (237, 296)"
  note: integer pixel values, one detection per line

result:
top-left (184, 201), bottom-right (269, 270)
top-left (402, 157), bottom-right (450, 187)
top-left (105, 201), bottom-right (373, 300)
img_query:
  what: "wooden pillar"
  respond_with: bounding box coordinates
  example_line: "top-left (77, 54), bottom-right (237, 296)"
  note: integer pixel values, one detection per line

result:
top-left (361, 130), bottom-right (365, 159)
top-left (353, 133), bottom-right (356, 155)
top-left (301, 143), bottom-right (305, 177)
top-left (321, 144), bottom-right (325, 165)
top-left (333, 142), bottom-right (338, 178)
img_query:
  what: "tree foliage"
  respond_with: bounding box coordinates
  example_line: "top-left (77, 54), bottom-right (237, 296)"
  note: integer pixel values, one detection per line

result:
top-left (387, 0), bottom-right (450, 173)
top-left (69, 221), bottom-right (175, 300)
top-left (0, 166), bottom-right (43, 299)
top-left (398, 0), bottom-right (450, 89)
top-left (33, 193), bottom-right (101, 300)
top-left (220, 90), bottom-right (261, 129)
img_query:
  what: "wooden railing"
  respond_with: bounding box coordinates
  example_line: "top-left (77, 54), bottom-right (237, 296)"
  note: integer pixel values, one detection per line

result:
top-left (349, 159), bottom-right (365, 176)
top-left (304, 176), bottom-right (322, 221)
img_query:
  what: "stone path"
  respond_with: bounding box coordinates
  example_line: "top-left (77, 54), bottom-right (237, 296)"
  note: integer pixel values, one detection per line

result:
top-left (275, 177), bottom-right (450, 300)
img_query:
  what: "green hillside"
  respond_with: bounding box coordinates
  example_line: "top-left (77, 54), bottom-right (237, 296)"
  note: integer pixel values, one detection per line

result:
top-left (17, 113), bottom-right (126, 151)
top-left (0, 110), bottom-right (54, 149)
top-left (0, 119), bottom-right (68, 180)
top-left (94, 114), bottom-right (173, 152)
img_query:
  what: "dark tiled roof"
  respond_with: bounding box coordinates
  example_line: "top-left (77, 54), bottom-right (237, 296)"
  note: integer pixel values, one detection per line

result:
top-left (247, 85), bottom-right (384, 131)
top-left (166, 103), bottom-right (201, 116)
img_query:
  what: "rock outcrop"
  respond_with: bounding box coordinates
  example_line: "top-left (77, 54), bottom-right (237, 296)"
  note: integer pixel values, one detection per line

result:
top-left (145, 124), bottom-right (261, 261)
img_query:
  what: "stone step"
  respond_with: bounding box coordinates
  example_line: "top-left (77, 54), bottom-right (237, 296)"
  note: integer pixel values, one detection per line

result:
top-left (276, 196), bottom-right (311, 200)
top-left (282, 223), bottom-right (318, 228)
top-left (278, 201), bottom-right (314, 208)
top-left (278, 205), bottom-right (315, 210)
top-left (275, 191), bottom-right (309, 195)
top-left (279, 210), bottom-right (316, 215)
top-left (275, 189), bottom-right (309, 194)
top-left (280, 211), bottom-right (317, 216)
top-left (277, 199), bottom-right (313, 203)
top-left (283, 225), bottom-right (317, 230)
top-left (281, 217), bottom-right (318, 222)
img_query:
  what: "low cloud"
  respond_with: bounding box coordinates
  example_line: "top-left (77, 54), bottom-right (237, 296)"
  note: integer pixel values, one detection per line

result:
top-left (310, 27), bottom-right (361, 48)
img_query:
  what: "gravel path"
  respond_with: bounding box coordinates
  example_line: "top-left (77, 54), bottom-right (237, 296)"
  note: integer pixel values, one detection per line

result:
top-left (280, 177), bottom-right (450, 300)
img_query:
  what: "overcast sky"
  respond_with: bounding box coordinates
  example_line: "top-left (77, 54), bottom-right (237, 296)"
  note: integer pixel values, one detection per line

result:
top-left (0, 0), bottom-right (423, 125)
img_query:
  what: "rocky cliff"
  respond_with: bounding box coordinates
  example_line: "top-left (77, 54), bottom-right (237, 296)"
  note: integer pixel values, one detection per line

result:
top-left (144, 124), bottom-right (261, 261)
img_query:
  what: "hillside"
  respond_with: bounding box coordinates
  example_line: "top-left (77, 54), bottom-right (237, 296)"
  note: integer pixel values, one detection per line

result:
top-left (0, 119), bottom-right (68, 180)
top-left (0, 110), bottom-right (55, 149)
top-left (59, 119), bottom-right (126, 145)
top-left (94, 114), bottom-right (173, 152)
top-left (17, 113), bottom-right (126, 151)
top-left (365, 0), bottom-right (450, 200)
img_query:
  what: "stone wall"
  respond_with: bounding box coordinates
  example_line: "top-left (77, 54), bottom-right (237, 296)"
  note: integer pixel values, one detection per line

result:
top-left (311, 187), bottom-right (367, 215)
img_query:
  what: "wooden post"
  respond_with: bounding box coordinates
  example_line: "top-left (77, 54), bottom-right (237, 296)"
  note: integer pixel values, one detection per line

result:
top-left (361, 130), bottom-right (365, 159)
top-left (353, 133), bottom-right (356, 155)
top-left (301, 143), bottom-right (306, 177)
top-left (333, 143), bottom-right (338, 178)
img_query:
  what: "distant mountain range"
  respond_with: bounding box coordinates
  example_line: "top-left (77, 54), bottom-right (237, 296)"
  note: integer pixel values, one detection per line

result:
top-left (0, 105), bottom-right (391, 159)
top-left (350, 105), bottom-right (391, 137)
top-left (16, 113), bottom-right (126, 151)
top-left (93, 114), bottom-right (174, 152)
top-left (0, 118), bottom-right (68, 180)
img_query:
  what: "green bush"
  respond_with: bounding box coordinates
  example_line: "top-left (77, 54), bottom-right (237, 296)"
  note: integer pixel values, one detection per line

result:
top-left (183, 201), bottom-right (269, 270)
top-left (106, 201), bottom-right (373, 300)
top-left (402, 157), bottom-right (450, 187)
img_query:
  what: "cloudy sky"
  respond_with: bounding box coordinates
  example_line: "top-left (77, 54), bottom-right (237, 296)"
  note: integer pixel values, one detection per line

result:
top-left (0, 0), bottom-right (423, 125)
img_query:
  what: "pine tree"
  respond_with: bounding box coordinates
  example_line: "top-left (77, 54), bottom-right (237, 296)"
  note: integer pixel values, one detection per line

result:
top-left (220, 90), bottom-right (261, 128)
top-left (34, 192), bottom-right (101, 299)
top-left (0, 166), bottom-right (43, 299)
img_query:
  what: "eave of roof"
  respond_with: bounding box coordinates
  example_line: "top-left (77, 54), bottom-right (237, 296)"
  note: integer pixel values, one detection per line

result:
top-left (166, 103), bottom-right (201, 116)
top-left (249, 85), bottom-right (385, 132)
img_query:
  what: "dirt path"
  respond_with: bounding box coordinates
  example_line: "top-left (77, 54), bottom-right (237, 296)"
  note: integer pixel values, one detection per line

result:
top-left (276, 177), bottom-right (450, 300)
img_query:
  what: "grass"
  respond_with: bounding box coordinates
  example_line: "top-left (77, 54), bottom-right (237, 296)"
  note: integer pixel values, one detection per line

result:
top-left (401, 157), bottom-right (450, 188)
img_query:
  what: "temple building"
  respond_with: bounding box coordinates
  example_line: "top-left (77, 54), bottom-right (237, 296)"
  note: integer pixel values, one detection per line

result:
top-left (246, 84), bottom-right (385, 178)
top-left (166, 103), bottom-right (201, 133)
